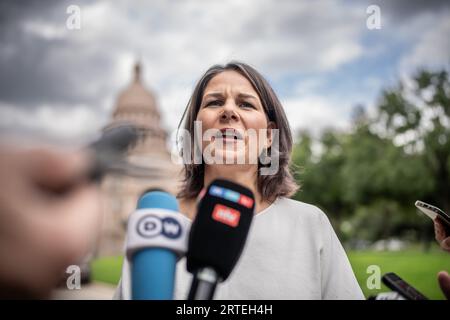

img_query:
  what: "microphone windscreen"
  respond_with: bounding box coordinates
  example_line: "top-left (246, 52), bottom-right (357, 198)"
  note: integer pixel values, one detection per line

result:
top-left (137, 191), bottom-right (179, 211)
top-left (128, 191), bottom-right (184, 300)
top-left (91, 123), bottom-right (140, 154)
top-left (186, 179), bottom-right (255, 280)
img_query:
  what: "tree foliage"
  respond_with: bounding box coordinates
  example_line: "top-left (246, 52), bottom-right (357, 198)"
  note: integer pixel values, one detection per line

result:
top-left (292, 70), bottom-right (450, 244)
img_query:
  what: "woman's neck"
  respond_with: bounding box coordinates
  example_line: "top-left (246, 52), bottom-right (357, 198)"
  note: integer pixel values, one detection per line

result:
top-left (180, 165), bottom-right (273, 220)
top-left (204, 164), bottom-right (270, 214)
top-left (204, 164), bottom-right (257, 193)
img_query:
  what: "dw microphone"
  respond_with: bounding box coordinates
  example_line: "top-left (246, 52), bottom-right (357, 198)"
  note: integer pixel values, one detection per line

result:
top-left (126, 191), bottom-right (189, 299)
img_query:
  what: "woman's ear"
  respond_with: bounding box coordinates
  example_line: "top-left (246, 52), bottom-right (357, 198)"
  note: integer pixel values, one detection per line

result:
top-left (266, 121), bottom-right (276, 148)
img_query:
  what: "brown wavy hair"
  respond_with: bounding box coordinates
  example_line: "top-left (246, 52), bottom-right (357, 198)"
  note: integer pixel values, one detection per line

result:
top-left (177, 61), bottom-right (298, 202)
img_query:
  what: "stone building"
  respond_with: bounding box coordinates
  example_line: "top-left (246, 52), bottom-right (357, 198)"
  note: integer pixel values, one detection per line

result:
top-left (97, 62), bottom-right (181, 256)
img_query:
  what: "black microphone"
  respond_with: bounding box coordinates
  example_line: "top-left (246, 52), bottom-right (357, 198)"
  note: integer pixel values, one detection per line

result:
top-left (186, 179), bottom-right (255, 300)
top-left (88, 123), bottom-right (140, 181)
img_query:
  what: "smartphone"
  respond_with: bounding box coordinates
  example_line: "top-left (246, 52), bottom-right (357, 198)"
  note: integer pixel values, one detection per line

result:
top-left (382, 272), bottom-right (428, 300)
top-left (415, 200), bottom-right (450, 228)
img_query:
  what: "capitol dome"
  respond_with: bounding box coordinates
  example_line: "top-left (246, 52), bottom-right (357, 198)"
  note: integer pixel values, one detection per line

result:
top-left (98, 61), bottom-right (182, 256)
top-left (112, 63), bottom-right (161, 129)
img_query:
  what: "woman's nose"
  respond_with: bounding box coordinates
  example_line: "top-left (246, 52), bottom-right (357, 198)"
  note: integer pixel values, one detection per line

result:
top-left (220, 102), bottom-right (239, 122)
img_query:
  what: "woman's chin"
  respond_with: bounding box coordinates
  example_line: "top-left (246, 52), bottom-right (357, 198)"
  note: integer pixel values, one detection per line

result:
top-left (209, 149), bottom-right (247, 165)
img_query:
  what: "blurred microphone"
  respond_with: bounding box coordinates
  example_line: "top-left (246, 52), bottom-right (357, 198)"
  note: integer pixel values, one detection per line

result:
top-left (186, 179), bottom-right (255, 300)
top-left (87, 123), bottom-right (140, 181)
top-left (126, 191), bottom-right (189, 299)
top-left (90, 122), bottom-right (140, 156)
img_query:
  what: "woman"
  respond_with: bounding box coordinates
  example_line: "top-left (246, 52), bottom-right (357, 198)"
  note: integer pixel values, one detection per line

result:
top-left (115, 61), bottom-right (364, 299)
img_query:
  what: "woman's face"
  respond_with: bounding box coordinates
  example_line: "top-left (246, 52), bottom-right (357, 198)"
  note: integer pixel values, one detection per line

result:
top-left (196, 70), bottom-right (274, 165)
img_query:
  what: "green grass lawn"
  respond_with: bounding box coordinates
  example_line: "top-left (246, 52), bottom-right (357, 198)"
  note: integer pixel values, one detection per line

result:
top-left (91, 256), bottom-right (123, 285)
top-left (92, 250), bottom-right (450, 300)
top-left (348, 249), bottom-right (450, 300)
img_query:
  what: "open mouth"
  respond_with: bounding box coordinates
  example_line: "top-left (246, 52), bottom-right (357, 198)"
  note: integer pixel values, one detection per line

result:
top-left (216, 128), bottom-right (244, 141)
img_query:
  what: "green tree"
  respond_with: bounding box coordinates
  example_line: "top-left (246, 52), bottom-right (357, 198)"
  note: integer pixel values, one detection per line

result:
top-left (377, 70), bottom-right (450, 212)
top-left (293, 129), bottom-right (352, 234)
top-left (292, 69), bottom-right (448, 244)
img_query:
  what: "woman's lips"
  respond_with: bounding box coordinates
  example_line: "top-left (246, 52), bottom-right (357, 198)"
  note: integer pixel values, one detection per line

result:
top-left (212, 136), bottom-right (240, 144)
top-left (217, 128), bottom-right (244, 140)
top-left (221, 136), bottom-right (239, 143)
top-left (208, 128), bottom-right (245, 145)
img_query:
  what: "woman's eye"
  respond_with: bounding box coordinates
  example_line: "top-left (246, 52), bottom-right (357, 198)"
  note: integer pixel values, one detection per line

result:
top-left (206, 100), bottom-right (222, 107)
top-left (240, 102), bottom-right (255, 109)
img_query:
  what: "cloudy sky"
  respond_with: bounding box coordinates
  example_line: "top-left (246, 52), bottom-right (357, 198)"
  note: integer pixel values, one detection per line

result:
top-left (0, 0), bottom-right (449, 145)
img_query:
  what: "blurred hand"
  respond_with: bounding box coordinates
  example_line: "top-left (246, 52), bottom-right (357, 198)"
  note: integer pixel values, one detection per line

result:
top-left (0, 146), bottom-right (101, 298)
top-left (433, 219), bottom-right (450, 300)
top-left (438, 271), bottom-right (450, 300)
top-left (434, 218), bottom-right (450, 252)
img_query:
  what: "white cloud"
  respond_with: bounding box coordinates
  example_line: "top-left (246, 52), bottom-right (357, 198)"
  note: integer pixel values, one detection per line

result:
top-left (55, 0), bottom-right (368, 138)
top-left (399, 10), bottom-right (450, 75)
top-left (0, 102), bottom-right (106, 144)
top-left (101, 0), bottom-right (368, 137)
top-left (319, 42), bottom-right (364, 71)
top-left (22, 20), bottom-right (68, 40)
top-left (2, 0), bottom-right (448, 143)
top-left (76, 0), bottom-right (368, 79)
top-left (282, 95), bottom-right (351, 138)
